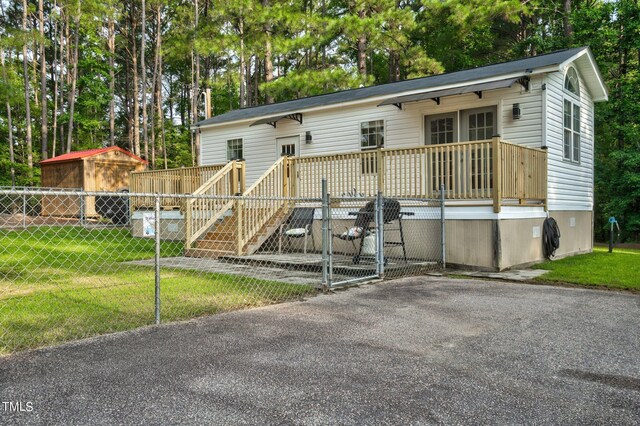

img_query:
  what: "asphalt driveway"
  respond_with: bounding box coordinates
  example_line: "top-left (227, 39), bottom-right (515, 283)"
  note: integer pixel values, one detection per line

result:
top-left (1, 277), bottom-right (639, 425)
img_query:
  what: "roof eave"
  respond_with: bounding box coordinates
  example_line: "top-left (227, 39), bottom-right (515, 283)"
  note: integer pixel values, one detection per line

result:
top-left (559, 47), bottom-right (608, 102)
top-left (193, 69), bottom-right (552, 131)
top-left (40, 147), bottom-right (148, 165)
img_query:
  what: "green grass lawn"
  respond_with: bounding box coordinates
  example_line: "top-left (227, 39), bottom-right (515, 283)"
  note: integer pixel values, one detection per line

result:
top-left (0, 226), bottom-right (315, 355)
top-left (532, 246), bottom-right (640, 290)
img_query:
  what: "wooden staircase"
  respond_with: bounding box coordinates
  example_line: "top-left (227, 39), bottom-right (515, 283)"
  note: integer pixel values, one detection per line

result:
top-left (185, 206), bottom-right (291, 258)
top-left (184, 156), bottom-right (295, 258)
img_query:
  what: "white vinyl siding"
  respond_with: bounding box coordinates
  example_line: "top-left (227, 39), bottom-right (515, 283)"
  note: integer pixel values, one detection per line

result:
top-left (545, 68), bottom-right (594, 211)
top-left (200, 73), bottom-right (579, 208)
top-left (200, 123), bottom-right (277, 185)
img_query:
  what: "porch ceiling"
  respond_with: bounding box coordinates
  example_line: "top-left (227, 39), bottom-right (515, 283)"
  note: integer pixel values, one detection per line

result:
top-left (377, 77), bottom-right (524, 108)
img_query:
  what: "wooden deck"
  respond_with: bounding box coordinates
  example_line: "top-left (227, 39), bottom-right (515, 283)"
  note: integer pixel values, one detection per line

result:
top-left (130, 164), bottom-right (227, 209)
top-left (128, 138), bottom-right (547, 257)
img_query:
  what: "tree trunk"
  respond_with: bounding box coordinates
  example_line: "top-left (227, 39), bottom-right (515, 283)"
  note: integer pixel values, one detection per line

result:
top-left (1, 49), bottom-right (16, 187)
top-left (60, 9), bottom-right (69, 154)
top-left (155, 4), bottom-right (167, 169)
top-left (239, 19), bottom-right (246, 108)
top-left (141, 0), bottom-right (148, 161)
top-left (192, 0), bottom-right (200, 165)
top-left (263, 0), bottom-right (274, 104)
top-left (52, 1), bottom-right (59, 157)
top-left (357, 8), bottom-right (367, 76)
top-left (563, 0), bottom-right (573, 40)
top-left (157, 8), bottom-right (166, 170)
top-left (66, 8), bottom-right (80, 153)
top-left (150, 3), bottom-right (160, 169)
top-left (39, 0), bottom-right (48, 160)
top-left (22, 0), bottom-right (34, 178)
top-left (254, 57), bottom-right (260, 105)
top-left (168, 74), bottom-right (174, 124)
top-left (389, 50), bottom-right (400, 82)
top-left (246, 56), bottom-right (252, 107)
top-left (131, 3), bottom-right (141, 157)
top-left (125, 45), bottom-right (133, 151)
top-left (108, 16), bottom-right (116, 146)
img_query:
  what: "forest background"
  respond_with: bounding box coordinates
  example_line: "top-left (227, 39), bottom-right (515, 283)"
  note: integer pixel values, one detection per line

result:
top-left (0, 0), bottom-right (638, 241)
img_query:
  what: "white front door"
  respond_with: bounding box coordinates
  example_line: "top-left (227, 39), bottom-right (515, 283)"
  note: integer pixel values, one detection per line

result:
top-left (276, 135), bottom-right (300, 157)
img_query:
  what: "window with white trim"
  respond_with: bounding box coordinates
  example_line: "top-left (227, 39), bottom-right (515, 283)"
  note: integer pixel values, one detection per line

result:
top-left (425, 107), bottom-right (497, 192)
top-left (424, 106), bottom-right (497, 145)
top-left (226, 138), bottom-right (243, 161)
top-left (563, 67), bottom-right (580, 162)
top-left (360, 120), bottom-right (384, 150)
top-left (425, 113), bottom-right (456, 145)
top-left (360, 120), bottom-right (384, 174)
top-left (462, 107), bottom-right (496, 141)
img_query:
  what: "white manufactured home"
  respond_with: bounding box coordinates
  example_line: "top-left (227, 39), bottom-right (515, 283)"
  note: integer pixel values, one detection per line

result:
top-left (133, 47), bottom-right (607, 270)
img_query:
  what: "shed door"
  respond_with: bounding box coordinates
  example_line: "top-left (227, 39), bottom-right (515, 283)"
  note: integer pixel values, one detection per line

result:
top-left (277, 135), bottom-right (300, 157)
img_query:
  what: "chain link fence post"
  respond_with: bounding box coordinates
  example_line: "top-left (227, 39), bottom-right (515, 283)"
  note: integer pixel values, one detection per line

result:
top-left (328, 191), bottom-right (334, 287)
top-left (80, 193), bottom-right (85, 227)
top-left (321, 178), bottom-right (329, 290)
top-left (154, 193), bottom-right (161, 324)
top-left (440, 183), bottom-right (446, 269)
top-left (22, 192), bottom-right (26, 228)
top-left (375, 191), bottom-right (385, 279)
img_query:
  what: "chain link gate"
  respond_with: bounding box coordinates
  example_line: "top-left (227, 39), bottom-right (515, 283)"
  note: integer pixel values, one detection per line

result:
top-left (320, 180), bottom-right (445, 289)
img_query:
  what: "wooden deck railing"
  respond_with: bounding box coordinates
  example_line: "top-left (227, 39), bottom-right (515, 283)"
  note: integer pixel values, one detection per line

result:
top-left (160, 138), bottom-right (546, 251)
top-left (499, 140), bottom-right (547, 202)
top-left (130, 164), bottom-right (225, 208)
top-left (291, 137), bottom-right (547, 212)
top-left (236, 156), bottom-right (292, 254)
top-left (185, 161), bottom-right (245, 247)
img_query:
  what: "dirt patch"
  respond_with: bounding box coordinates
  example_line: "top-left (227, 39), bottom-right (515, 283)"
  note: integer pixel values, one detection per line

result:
top-left (0, 214), bottom-right (90, 228)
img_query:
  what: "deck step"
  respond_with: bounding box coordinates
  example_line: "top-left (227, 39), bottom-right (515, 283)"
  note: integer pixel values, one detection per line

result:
top-left (186, 203), bottom-right (295, 258)
top-left (202, 231), bottom-right (237, 241)
top-left (184, 248), bottom-right (236, 259)
top-left (196, 240), bottom-right (238, 251)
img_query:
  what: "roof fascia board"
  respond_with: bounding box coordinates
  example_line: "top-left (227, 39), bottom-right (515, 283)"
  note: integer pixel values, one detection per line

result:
top-left (193, 69), bottom-right (555, 131)
top-left (558, 48), bottom-right (608, 102)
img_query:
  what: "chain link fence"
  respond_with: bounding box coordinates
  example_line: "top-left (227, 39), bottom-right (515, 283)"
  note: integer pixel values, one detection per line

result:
top-left (0, 186), bottom-right (443, 355)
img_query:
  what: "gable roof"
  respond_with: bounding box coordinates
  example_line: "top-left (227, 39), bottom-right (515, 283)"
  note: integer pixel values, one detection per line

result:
top-left (195, 46), bottom-right (607, 129)
top-left (40, 146), bottom-right (148, 165)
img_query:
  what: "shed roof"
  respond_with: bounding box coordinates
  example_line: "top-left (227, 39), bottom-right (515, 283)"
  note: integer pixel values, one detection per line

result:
top-left (194, 46), bottom-right (607, 129)
top-left (40, 147), bottom-right (148, 165)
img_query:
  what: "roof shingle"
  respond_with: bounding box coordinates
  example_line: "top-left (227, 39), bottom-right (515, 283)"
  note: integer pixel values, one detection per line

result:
top-left (195, 47), bottom-right (587, 127)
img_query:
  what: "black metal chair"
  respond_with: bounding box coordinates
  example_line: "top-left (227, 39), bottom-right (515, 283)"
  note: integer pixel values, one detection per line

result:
top-left (334, 198), bottom-right (412, 264)
top-left (278, 207), bottom-right (316, 254)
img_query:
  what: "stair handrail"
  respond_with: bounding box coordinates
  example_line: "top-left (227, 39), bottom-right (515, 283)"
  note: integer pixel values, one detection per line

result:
top-left (242, 156), bottom-right (287, 195)
top-left (185, 161), bottom-right (244, 247)
top-left (237, 156), bottom-right (291, 251)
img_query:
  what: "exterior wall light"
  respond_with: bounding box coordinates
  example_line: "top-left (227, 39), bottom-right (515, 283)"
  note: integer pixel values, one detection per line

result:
top-left (513, 103), bottom-right (521, 120)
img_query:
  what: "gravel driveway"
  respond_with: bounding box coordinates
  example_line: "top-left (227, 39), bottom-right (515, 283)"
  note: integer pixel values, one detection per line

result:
top-left (1, 277), bottom-right (639, 425)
